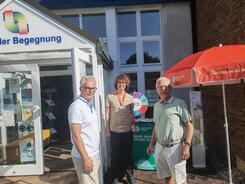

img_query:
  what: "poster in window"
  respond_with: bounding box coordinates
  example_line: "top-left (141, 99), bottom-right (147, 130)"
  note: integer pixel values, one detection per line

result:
top-left (22, 107), bottom-right (33, 121)
top-left (3, 110), bottom-right (15, 127)
top-left (21, 86), bottom-right (32, 106)
top-left (3, 94), bottom-right (14, 110)
top-left (190, 91), bottom-right (203, 119)
top-left (190, 91), bottom-right (204, 146)
top-left (9, 78), bottom-right (20, 94)
top-left (3, 94), bottom-right (15, 127)
top-left (19, 139), bottom-right (35, 163)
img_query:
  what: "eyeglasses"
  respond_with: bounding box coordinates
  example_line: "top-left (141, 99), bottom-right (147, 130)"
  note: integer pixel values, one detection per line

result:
top-left (157, 85), bottom-right (169, 90)
top-left (82, 86), bottom-right (97, 91)
top-left (117, 80), bottom-right (126, 84)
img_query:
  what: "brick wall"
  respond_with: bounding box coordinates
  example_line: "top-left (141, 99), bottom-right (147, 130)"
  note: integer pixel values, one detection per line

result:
top-left (196, 0), bottom-right (245, 50)
top-left (195, 0), bottom-right (245, 171)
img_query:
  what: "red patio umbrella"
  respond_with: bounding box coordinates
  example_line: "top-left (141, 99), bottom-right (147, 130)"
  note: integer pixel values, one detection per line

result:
top-left (162, 45), bottom-right (245, 184)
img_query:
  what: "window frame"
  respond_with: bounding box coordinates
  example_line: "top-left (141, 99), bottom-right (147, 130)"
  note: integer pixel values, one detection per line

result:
top-left (57, 7), bottom-right (163, 120)
top-left (117, 8), bottom-right (162, 67)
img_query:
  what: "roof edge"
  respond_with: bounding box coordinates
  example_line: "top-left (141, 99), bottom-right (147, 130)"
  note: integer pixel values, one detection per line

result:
top-left (39, 0), bottom-right (189, 10)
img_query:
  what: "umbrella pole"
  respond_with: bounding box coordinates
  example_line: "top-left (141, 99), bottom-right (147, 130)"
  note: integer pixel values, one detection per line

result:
top-left (222, 83), bottom-right (233, 184)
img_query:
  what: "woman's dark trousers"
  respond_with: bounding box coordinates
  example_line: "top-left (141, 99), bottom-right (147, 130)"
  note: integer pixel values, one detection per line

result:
top-left (110, 131), bottom-right (134, 182)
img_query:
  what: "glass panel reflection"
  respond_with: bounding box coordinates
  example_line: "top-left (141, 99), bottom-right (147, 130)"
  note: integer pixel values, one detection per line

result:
top-left (143, 41), bottom-right (160, 64)
top-left (120, 43), bottom-right (136, 65)
top-left (0, 72), bottom-right (35, 165)
top-left (86, 63), bottom-right (93, 75)
top-left (83, 14), bottom-right (106, 37)
top-left (145, 106), bottom-right (154, 119)
top-left (125, 73), bottom-right (138, 94)
top-left (62, 15), bottom-right (80, 27)
top-left (141, 10), bottom-right (160, 36)
top-left (144, 72), bottom-right (160, 102)
top-left (117, 12), bottom-right (136, 37)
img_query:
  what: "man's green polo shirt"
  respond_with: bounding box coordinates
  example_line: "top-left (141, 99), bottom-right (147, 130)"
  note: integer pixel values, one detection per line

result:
top-left (153, 96), bottom-right (192, 145)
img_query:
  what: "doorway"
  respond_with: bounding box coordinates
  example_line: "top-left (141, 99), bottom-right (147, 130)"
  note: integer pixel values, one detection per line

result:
top-left (40, 66), bottom-right (74, 172)
top-left (40, 75), bottom-right (73, 143)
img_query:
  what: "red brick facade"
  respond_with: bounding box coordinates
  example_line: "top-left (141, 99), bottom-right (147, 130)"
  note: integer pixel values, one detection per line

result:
top-left (195, 0), bottom-right (245, 172)
top-left (196, 0), bottom-right (245, 50)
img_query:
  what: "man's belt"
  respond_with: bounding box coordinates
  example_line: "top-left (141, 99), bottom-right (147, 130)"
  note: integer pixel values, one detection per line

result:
top-left (158, 139), bottom-right (181, 147)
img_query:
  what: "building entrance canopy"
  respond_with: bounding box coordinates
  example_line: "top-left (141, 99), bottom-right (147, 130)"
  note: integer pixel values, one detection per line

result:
top-left (0, 0), bottom-right (112, 179)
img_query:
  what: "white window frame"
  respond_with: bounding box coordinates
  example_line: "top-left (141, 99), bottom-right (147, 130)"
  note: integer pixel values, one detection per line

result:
top-left (116, 7), bottom-right (162, 100)
top-left (117, 7), bottom-right (162, 67)
top-left (56, 6), bottom-right (163, 106)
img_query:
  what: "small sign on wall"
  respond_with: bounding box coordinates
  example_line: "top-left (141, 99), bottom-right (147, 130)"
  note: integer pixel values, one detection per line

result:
top-left (190, 91), bottom-right (204, 146)
top-left (190, 90), bottom-right (206, 168)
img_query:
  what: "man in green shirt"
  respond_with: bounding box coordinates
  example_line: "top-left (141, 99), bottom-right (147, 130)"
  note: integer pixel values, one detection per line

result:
top-left (147, 77), bottom-right (194, 184)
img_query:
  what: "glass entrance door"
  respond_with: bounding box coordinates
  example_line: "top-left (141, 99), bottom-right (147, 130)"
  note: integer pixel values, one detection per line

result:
top-left (0, 64), bottom-right (43, 176)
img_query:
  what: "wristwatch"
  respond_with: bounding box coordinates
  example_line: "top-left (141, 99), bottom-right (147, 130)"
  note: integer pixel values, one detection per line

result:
top-left (184, 142), bottom-right (191, 146)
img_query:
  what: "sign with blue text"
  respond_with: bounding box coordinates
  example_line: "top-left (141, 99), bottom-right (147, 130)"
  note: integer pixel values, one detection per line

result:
top-left (0, 0), bottom-right (87, 53)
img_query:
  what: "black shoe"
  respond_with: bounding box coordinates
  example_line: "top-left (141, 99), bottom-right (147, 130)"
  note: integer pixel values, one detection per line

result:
top-left (127, 176), bottom-right (136, 184)
top-left (110, 178), bottom-right (118, 184)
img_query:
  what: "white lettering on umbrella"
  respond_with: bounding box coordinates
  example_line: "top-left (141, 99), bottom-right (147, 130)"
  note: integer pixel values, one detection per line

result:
top-left (209, 68), bottom-right (245, 76)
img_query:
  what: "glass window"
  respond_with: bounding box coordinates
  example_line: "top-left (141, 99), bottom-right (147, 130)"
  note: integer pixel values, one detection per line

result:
top-left (143, 41), bottom-right (160, 64)
top-left (145, 72), bottom-right (160, 102)
top-left (125, 73), bottom-right (138, 94)
top-left (82, 14), bottom-right (106, 37)
top-left (120, 43), bottom-right (136, 65)
top-left (145, 106), bottom-right (154, 119)
top-left (62, 15), bottom-right (79, 27)
top-left (117, 12), bottom-right (136, 37)
top-left (86, 64), bottom-right (93, 75)
top-left (141, 10), bottom-right (160, 36)
top-left (0, 72), bottom-right (36, 165)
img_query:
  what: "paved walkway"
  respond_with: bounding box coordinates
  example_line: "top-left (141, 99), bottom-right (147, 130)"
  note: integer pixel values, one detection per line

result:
top-left (0, 170), bottom-right (226, 184)
top-left (0, 144), bottom-right (227, 184)
top-left (0, 171), bottom-right (77, 184)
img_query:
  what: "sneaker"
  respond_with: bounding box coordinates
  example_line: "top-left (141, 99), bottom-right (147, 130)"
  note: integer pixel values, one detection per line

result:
top-left (127, 176), bottom-right (136, 184)
top-left (110, 178), bottom-right (118, 184)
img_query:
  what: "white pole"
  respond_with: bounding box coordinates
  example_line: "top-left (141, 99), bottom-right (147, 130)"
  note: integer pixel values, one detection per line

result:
top-left (91, 47), bottom-right (104, 184)
top-left (222, 83), bottom-right (233, 184)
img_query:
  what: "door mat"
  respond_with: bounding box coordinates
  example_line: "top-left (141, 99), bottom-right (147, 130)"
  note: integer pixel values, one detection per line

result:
top-left (44, 143), bottom-right (74, 172)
